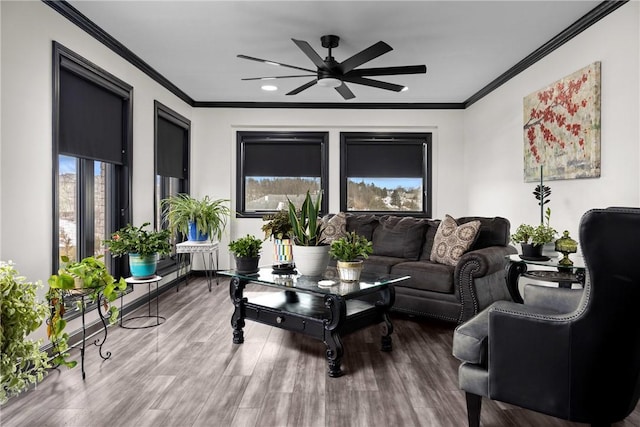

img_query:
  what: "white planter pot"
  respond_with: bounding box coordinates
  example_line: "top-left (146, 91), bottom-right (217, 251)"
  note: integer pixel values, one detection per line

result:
top-left (336, 260), bottom-right (364, 283)
top-left (293, 245), bottom-right (330, 276)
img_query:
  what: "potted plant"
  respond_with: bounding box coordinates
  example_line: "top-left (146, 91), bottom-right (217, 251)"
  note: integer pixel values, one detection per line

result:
top-left (261, 210), bottom-right (294, 269)
top-left (228, 234), bottom-right (263, 274)
top-left (0, 261), bottom-right (50, 404)
top-left (511, 207), bottom-right (557, 259)
top-left (103, 222), bottom-right (171, 279)
top-left (329, 231), bottom-right (373, 283)
top-left (287, 190), bottom-right (329, 276)
top-left (47, 255), bottom-right (127, 368)
top-left (161, 194), bottom-right (230, 242)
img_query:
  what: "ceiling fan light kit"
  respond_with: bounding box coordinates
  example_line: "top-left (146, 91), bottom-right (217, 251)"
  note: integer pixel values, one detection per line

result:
top-left (238, 34), bottom-right (426, 100)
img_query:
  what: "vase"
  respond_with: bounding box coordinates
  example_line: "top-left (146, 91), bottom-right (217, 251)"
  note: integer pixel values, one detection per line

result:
top-left (273, 238), bottom-right (294, 267)
top-left (128, 253), bottom-right (159, 279)
top-left (293, 245), bottom-right (330, 276)
top-left (234, 255), bottom-right (260, 274)
top-left (336, 260), bottom-right (364, 283)
top-left (520, 243), bottom-right (543, 259)
top-left (187, 221), bottom-right (208, 242)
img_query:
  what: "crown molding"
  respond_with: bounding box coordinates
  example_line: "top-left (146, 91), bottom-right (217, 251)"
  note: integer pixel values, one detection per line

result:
top-left (464, 0), bottom-right (629, 108)
top-left (45, 0), bottom-right (628, 110)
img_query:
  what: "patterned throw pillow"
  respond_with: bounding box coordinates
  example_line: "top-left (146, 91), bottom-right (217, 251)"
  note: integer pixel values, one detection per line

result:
top-left (430, 214), bottom-right (481, 266)
top-left (321, 212), bottom-right (347, 243)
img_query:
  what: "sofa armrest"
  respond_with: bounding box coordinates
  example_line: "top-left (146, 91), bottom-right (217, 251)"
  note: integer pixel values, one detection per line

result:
top-left (455, 245), bottom-right (517, 322)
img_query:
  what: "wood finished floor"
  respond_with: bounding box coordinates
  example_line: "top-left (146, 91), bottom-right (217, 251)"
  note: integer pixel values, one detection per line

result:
top-left (2, 276), bottom-right (640, 427)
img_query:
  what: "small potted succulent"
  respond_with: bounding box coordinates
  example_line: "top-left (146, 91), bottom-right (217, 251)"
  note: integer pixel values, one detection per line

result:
top-left (329, 231), bottom-right (373, 283)
top-left (103, 222), bottom-right (171, 278)
top-left (228, 234), bottom-right (263, 274)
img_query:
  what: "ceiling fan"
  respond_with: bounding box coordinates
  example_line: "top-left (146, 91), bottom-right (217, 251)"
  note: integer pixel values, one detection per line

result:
top-left (237, 35), bottom-right (427, 100)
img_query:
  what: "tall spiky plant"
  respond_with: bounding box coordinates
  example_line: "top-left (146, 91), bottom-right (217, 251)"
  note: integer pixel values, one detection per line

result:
top-left (287, 190), bottom-right (325, 246)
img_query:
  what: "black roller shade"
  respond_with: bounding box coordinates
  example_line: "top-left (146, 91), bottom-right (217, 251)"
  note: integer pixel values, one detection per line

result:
top-left (59, 68), bottom-right (125, 164)
top-left (346, 142), bottom-right (424, 177)
top-left (157, 115), bottom-right (187, 179)
top-left (244, 142), bottom-right (322, 177)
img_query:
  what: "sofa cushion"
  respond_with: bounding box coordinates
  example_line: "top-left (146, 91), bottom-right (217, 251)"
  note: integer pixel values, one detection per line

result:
top-left (391, 261), bottom-right (455, 293)
top-left (457, 216), bottom-right (510, 250)
top-left (430, 215), bottom-right (481, 266)
top-left (372, 216), bottom-right (430, 260)
top-left (321, 212), bottom-right (347, 243)
top-left (344, 213), bottom-right (379, 241)
top-left (362, 255), bottom-right (407, 274)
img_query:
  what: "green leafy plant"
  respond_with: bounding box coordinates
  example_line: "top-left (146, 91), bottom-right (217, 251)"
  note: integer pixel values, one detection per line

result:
top-left (511, 207), bottom-right (557, 245)
top-left (103, 222), bottom-right (171, 257)
top-left (0, 261), bottom-right (50, 404)
top-left (228, 235), bottom-right (263, 258)
top-left (287, 190), bottom-right (325, 246)
top-left (329, 232), bottom-right (373, 262)
top-left (161, 194), bottom-right (230, 241)
top-left (261, 210), bottom-right (292, 240)
top-left (47, 255), bottom-right (127, 368)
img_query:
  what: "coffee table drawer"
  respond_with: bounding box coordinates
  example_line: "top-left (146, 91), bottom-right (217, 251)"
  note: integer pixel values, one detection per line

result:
top-left (245, 302), bottom-right (325, 338)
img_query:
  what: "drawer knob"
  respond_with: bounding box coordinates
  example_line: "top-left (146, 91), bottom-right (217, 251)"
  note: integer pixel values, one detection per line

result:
top-left (276, 316), bottom-right (284, 324)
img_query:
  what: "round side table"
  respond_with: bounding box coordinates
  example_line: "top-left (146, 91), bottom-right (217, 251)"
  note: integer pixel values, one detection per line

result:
top-left (120, 275), bottom-right (166, 329)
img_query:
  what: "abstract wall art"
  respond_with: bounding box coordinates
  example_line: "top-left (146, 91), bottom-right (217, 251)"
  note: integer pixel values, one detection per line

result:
top-left (523, 61), bottom-right (601, 182)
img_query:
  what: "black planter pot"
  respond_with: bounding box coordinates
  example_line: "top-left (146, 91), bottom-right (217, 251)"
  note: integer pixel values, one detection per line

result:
top-left (521, 243), bottom-right (544, 259)
top-left (234, 255), bottom-right (260, 274)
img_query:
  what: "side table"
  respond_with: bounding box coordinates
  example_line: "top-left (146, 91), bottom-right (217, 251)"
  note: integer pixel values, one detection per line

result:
top-left (176, 241), bottom-right (219, 292)
top-left (120, 275), bottom-right (165, 329)
top-left (505, 254), bottom-right (585, 303)
top-left (57, 289), bottom-right (113, 379)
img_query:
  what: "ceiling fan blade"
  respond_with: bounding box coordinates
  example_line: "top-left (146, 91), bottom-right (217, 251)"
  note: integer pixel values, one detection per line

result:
top-left (346, 65), bottom-right (427, 77)
top-left (341, 76), bottom-right (405, 92)
top-left (338, 41), bottom-right (393, 74)
top-left (291, 39), bottom-right (327, 69)
top-left (286, 79), bottom-right (318, 95)
top-left (237, 54), bottom-right (315, 73)
top-left (335, 83), bottom-right (355, 100)
top-left (241, 75), bottom-right (316, 81)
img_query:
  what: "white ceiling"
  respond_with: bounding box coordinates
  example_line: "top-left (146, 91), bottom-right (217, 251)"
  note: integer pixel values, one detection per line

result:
top-left (66, 1), bottom-right (602, 104)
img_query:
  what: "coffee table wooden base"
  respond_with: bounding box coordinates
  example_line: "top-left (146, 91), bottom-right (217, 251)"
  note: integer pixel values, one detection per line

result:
top-left (229, 277), bottom-right (395, 377)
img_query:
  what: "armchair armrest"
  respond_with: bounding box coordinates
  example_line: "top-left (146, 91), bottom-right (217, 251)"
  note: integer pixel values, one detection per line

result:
top-left (522, 284), bottom-right (584, 313)
top-left (488, 301), bottom-right (574, 418)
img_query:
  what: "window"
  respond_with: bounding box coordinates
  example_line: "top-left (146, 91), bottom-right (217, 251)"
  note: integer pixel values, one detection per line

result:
top-left (236, 132), bottom-right (328, 217)
top-left (340, 132), bottom-right (432, 216)
top-left (53, 42), bottom-right (132, 278)
top-left (154, 101), bottom-right (190, 272)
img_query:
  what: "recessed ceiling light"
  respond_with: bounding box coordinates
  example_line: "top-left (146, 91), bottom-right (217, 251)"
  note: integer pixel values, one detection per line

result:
top-left (265, 61), bottom-right (280, 66)
top-left (401, 86), bottom-right (409, 92)
top-left (261, 85), bottom-right (278, 91)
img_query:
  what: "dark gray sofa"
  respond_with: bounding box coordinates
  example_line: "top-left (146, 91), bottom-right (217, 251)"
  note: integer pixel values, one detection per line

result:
top-left (327, 213), bottom-right (517, 324)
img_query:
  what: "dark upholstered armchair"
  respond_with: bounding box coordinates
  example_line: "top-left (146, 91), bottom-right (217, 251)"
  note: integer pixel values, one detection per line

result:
top-left (452, 207), bottom-right (640, 426)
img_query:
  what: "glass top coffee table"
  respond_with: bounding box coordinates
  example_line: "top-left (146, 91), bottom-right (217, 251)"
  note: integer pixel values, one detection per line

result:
top-left (219, 266), bottom-right (410, 377)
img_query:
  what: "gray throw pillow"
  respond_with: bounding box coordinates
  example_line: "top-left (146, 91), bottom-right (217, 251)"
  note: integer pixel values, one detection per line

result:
top-left (372, 216), bottom-right (429, 260)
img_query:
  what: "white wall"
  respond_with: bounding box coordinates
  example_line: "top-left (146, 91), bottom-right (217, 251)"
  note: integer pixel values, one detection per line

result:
top-left (0, 1), bottom-right (192, 339)
top-left (191, 108), bottom-right (465, 269)
top-left (464, 2), bottom-right (640, 242)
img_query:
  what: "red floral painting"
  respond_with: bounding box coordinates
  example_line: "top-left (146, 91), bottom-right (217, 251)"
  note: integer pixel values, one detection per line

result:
top-left (523, 62), bottom-right (601, 182)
